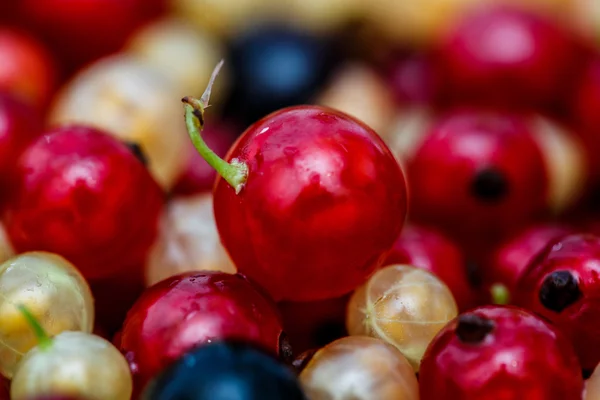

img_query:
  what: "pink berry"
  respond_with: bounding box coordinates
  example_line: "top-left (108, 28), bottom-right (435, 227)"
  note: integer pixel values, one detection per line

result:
top-left (3, 125), bottom-right (164, 281)
top-left (420, 305), bottom-right (583, 400)
top-left (514, 233), bottom-right (600, 370)
top-left (118, 271), bottom-right (285, 394)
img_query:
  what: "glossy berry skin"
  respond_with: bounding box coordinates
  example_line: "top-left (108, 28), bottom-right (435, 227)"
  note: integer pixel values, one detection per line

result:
top-left (214, 106), bottom-right (407, 301)
top-left (223, 26), bottom-right (338, 125)
top-left (420, 305), bottom-right (583, 400)
top-left (16, 0), bottom-right (165, 71)
top-left (0, 94), bottom-right (43, 207)
top-left (434, 5), bottom-right (585, 112)
top-left (514, 234), bottom-right (600, 370)
top-left (172, 121), bottom-right (240, 196)
top-left (0, 29), bottom-right (57, 109)
top-left (118, 271), bottom-right (285, 393)
top-left (3, 125), bottom-right (164, 281)
top-left (384, 224), bottom-right (479, 310)
top-left (408, 110), bottom-right (549, 246)
top-left (143, 341), bottom-right (306, 400)
top-left (485, 224), bottom-right (572, 300)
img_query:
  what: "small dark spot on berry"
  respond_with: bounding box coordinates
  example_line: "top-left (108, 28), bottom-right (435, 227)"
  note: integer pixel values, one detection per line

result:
top-left (455, 313), bottom-right (495, 344)
top-left (470, 167), bottom-right (509, 203)
top-left (539, 270), bottom-right (581, 313)
top-left (123, 141), bottom-right (149, 166)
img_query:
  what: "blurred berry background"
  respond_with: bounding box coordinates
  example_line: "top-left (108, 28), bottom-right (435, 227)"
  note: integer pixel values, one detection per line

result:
top-left (3, 0), bottom-right (600, 364)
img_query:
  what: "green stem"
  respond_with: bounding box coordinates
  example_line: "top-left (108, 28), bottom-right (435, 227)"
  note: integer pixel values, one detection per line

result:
top-left (490, 283), bottom-right (511, 305)
top-left (17, 304), bottom-right (53, 351)
top-left (181, 60), bottom-right (248, 194)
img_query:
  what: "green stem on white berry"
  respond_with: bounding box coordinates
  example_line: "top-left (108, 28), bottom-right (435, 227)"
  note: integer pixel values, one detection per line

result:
top-left (182, 60), bottom-right (248, 194)
top-left (17, 304), bottom-right (53, 351)
top-left (490, 283), bottom-right (510, 305)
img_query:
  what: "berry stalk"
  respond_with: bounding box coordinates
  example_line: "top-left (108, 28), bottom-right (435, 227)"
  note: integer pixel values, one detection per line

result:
top-left (182, 60), bottom-right (248, 194)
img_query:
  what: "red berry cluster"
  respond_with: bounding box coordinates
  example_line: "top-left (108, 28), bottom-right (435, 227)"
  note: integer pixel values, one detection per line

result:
top-left (2, 1), bottom-right (600, 400)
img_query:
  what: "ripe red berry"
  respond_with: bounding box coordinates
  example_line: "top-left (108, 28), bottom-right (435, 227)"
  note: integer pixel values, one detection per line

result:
top-left (184, 63), bottom-right (407, 301)
top-left (3, 125), bottom-right (164, 281)
top-left (0, 93), bottom-right (43, 207)
top-left (419, 305), bottom-right (583, 400)
top-left (118, 271), bottom-right (285, 393)
top-left (383, 224), bottom-right (479, 311)
top-left (398, 109), bottom-right (586, 247)
top-left (16, 0), bottom-right (166, 71)
top-left (0, 29), bottom-right (57, 109)
top-left (434, 5), bottom-right (586, 111)
top-left (485, 224), bottom-right (573, 304)
top-left (514, 233), bottom-right (600, 370)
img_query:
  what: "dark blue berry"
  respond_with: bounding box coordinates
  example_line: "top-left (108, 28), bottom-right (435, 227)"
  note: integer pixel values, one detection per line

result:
top-left (222, 24), bottom-right (338, 126)
top-left (142, 341), bottom-right (307, 400)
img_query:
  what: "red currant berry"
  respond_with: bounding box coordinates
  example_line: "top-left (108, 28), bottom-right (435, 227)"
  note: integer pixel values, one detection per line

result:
top-left (420, 305), bottom-right (583, 400)
top-left (434, 4), bottom-right (587, 111)
top-left (0, 93), bottom-right (43, 207)
top-left (485, 223), bottom-right (573, 304)
top-left (118, 271), bottom-right (285, 393)
top-left (384, 224), bottom-right (479, 311)
top-left (16, 0), bottom-right (166, 71)
top-left (0, 29), bottom-right (57, 109)
top-left (398, 109), bottom-right (585, 247)
top-left (184, 63), bottom-right (407, 301)
top-left (3, 125), bottom-right (164, 281)
top-left (514, 233), bottom-right (600, 370)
